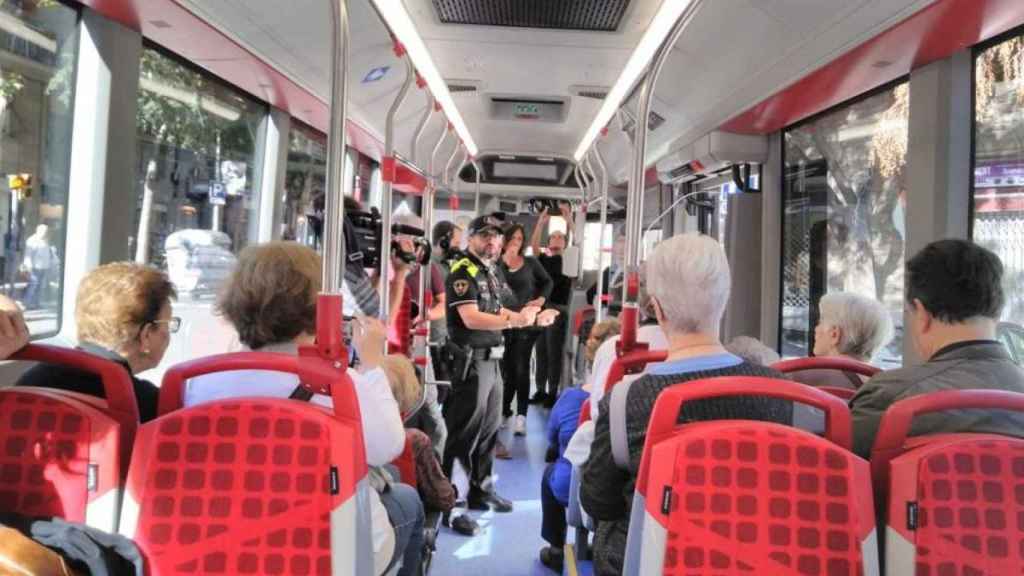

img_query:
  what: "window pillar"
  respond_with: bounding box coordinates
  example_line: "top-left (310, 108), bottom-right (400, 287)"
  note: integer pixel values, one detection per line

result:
top-left (256, 108), bottom-right (290, 242)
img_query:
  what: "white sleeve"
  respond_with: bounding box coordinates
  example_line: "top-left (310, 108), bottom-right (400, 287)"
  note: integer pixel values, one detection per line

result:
top-left (588, 337), bottom-right (618, 419)
top-left (350, 367), bottom-right (406, 466)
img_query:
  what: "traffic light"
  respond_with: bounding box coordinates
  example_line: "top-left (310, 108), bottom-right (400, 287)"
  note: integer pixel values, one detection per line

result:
top-left (7, 173), bottom-right (32, 198)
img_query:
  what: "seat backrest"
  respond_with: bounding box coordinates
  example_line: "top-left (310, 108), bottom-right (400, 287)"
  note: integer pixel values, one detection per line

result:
top-left (0, 344), bottom-right (139, 531)
top-left (0, 389), bottom-right (122, 531)
top-left (772, 356), bottom-right (880, 388)
top-left (577, 398), bottom-right (591, 425)
top-left (870, 389), bottom-right (1024, 575)
top-left (123, 351), bottom-right (374, 576)
top-left (603, 348), bottom-right (667, 394)
top-left (624, 377), bottom-right (877, 576)
top-left (572, 305), bottom-right (594, 336)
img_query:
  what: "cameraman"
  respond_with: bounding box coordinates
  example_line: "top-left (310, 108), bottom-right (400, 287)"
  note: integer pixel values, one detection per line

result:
top-left (341, 196), bottom-right (408, 321)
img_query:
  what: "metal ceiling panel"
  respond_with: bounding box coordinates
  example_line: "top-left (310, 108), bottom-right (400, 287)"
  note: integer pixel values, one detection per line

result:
top-left (431, 0), bottom-right (631, 32)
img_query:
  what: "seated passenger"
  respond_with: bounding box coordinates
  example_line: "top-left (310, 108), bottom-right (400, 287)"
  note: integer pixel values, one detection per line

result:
top-left (587, 276), bottom-right (667, 418)
top-left (0, 294), bottom-right (29, 360)
top-left (724, 335), bottom-right (780, 366)
top-left (185, 242), bottom-right (421, 576)
top-left (380, 354), bottom-right (478, 536)
top-left (851, 239), bottom-right (1024, 458)
top-left (580, 234), bottom-right (792, 576)
top-left (798, 291), bottom-right (894, 389)
top-left (17, 263), bottom-right (177, 422)
top-left (538, 318), bottom-right (618, 572)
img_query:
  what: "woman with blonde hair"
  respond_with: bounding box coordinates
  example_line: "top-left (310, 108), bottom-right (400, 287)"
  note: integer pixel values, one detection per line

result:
top-left (17, 262), bottom-right (178, 422)
top-left (185, 241), bottom-right (422, 576)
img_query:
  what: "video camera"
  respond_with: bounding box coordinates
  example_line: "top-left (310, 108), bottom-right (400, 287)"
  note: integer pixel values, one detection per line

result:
top-left (527, 197), bottom-right (569, 214)
top-left (344, 207), bottom-right (430, 270)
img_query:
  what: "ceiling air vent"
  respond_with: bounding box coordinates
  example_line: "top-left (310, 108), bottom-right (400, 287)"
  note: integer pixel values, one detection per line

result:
top-left (432, 0), bottom-right (631, 32)
top-left (571, 85), bottom-right (610, 101)
top-left (668, 163), bottom-right (696, 181)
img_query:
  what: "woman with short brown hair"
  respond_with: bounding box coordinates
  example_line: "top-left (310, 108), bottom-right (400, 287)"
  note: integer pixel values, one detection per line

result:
top-left (17, 262), bottom-right (179, 422)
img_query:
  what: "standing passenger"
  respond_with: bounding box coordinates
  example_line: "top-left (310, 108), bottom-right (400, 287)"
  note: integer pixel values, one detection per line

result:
top-left (499, 222), bottom-right (552, 436)
top-left (531, 203), bottom-right (574, 407)
top-left (442, 215), bottom-right (550, 517)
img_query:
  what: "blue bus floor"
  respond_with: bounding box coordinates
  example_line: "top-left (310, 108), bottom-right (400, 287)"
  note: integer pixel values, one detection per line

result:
top-left (432, 401), bottom-right (559, 576)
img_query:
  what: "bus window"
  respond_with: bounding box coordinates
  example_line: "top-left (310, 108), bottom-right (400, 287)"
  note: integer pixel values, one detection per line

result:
top-left (282, 122), bottom-right (326, 248)
top-left (0, 1), bottom-right (77, 337)
top-left (582, 222), bottom-right (612, 271)
top-left (782, 83), bottom-right (909, 367)
top-left (974, 32), bottom-right (1024, 331)
top-left (133, 47), bottom-right (267, 299)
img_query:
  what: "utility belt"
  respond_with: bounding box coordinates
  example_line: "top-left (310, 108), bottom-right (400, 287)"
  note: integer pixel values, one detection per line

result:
top-left (444, 339), bottom-right (504, 383)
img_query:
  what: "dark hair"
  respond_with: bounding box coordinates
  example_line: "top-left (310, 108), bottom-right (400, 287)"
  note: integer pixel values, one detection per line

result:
top-left (906, 239), bottom-right (1004, 323)
top-left (432, 221), bottom-right (457, 248)
top-left (503, 223), bottom-right (526, 256)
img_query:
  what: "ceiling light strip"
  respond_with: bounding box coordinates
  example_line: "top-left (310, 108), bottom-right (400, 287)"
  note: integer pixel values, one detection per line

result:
top-left (573, 0), bottom-right (697, 161)
top-left (370, 0), bottom-right (478, 157)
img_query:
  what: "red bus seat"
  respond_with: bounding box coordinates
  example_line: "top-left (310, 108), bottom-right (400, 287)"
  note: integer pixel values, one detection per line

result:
top-left (603, 348), bottom-right (668, 394)
top-left (623, 377), bottom-right (877, 575)
top-left (772, 356), bottom-right (880, 390)
top-left (572, 306), bottom-right (595, 337)
top-left (121, 351), bottom-right (373, 575)
top-left (0, 344), bottom-right (139, 532)
top-left (819, 386), bottom-right (856, 400)
top-left (870, 389), bottom-right (1024, 575)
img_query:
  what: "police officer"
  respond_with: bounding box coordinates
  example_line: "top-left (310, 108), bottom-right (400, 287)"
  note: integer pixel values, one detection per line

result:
top-left (442, 214), bottom-right (552, 514)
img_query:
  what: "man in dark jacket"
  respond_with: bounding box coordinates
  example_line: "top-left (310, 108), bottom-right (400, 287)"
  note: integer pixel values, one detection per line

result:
top-left (850, 238), bottom-right (1024, 457)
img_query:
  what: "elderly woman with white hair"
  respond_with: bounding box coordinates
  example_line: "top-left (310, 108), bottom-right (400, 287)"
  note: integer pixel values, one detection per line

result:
top-left (579, 233), bottom-right (792, 576)
top-left (796, 291), bottom-right (895, 389)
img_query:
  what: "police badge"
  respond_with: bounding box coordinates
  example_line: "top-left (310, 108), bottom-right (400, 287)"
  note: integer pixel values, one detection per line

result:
top-left (453, 279), bottom-right (471, 296)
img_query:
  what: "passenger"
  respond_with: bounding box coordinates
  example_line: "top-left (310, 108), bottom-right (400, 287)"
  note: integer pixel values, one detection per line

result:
top-left (587, 274), bottom-right (667, 418)
top-left (538, 318), bottom-right (619, 573)
top-left (16, 262), bottom-right (177, 422)
top-left (798, 291), bottom-right (894, 389)
top-left (441, 215), bottom-right (551, 519)
top-left (184, 242), bottom-right (421, 576)
top-left (341, 196), bottom-right (408, 321)
top-left (380, 354), bottom-right (479, 536)
top-left (530, 204), bottom-right (574, 407)
top-left (724, 335), bottom-right (781, 366)
top-left (851, 239), bottom-right (1024, 458)
top-left (499, 222), bottom-right (553, 436)
top-left (580, 233), bottom-right (792, 576)
top-left (0, 294), bottom-right (30, 360)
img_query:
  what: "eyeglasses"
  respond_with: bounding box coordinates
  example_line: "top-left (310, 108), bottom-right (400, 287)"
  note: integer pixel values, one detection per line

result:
top-left (149, 317), bottom-right (181, 334)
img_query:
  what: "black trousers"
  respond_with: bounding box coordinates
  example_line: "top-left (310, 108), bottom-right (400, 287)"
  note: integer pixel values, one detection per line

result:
top-left (442, 356), bottom-right (502, 493)
top-left (540, 463), bottom-right (567, 548)
top-left (502, 330), bottom-right (541, 417)
top-left (535, 308), bottom-right (567, 397)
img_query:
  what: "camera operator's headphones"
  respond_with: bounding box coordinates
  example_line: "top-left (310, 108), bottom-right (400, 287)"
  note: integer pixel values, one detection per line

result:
top-left (433, 221), bottom-right (456, 254)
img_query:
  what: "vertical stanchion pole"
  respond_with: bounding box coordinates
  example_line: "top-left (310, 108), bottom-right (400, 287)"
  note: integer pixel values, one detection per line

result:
top-left (592, 147), bottom-right (609, 324)
top-left (379, 49), bottom-right (415, 327)
top-left (620, 2), bottom-right (701, 352)
top-left (473, 159), bottom-right (482, 215)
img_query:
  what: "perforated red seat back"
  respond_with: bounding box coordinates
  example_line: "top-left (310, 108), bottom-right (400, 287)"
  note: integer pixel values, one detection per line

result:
top-left (123, 351), bottom-right (373, 576)
top-left (871, 390), bottom-right (1024, 575)
top-left (624, 377), bottom-right (877, 575)
top-left (0, 389), bottom-right (121, 530)
top-left (0, 344), bottom-right (139, 531)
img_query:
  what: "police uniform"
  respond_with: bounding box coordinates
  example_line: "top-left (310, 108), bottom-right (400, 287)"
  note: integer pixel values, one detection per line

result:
top-left (441, 221), bottom-right (512, 507)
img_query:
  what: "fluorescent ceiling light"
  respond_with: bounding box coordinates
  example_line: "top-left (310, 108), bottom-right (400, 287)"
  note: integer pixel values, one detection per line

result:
top-left (573, 0), bottom-right (694, 162)
top-left (370, 0), bottom-right (478, 158)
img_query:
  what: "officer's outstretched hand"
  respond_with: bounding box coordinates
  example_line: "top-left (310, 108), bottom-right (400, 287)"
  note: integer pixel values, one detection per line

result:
top-left (520, 305), bottom-right (541, 326)
top-left (536, 309), bottom-right (559, 327)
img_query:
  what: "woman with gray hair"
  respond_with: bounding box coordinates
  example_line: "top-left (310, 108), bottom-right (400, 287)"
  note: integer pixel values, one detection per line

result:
top-left (580, 233), bottom-right (792, 576)
top-left (796, 291), bottom-right (895, 389)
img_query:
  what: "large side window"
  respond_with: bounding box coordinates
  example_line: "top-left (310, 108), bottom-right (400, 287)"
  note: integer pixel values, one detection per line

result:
top-left (282, 122), bottom-right (326, 248)
top-left (133, 47), bottom-right (266, 298)
top-left (974, 31), bottom-right (1024, 331)
top-left (0, 0), bottom-right (77, 336)
top-left (781, 83), bottom-right (909, 365)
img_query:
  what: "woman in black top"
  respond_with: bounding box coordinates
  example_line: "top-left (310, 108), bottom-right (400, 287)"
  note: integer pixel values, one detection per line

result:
top-left (498, 223), bottom-right (552, 436)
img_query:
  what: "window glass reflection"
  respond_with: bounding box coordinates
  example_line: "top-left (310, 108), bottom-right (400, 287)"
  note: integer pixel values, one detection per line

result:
top-left (281, 122), bottom-right (326, 248)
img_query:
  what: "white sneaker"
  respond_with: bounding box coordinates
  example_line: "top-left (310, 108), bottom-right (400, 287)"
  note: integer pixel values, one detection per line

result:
top-left (514, 415), bottom-right (527, 436)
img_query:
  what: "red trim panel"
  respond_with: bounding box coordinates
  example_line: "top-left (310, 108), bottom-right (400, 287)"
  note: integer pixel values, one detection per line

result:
top-left (722, 0), bottom-right (1024, 134)
top-left (78, 0), bottom-right (385, 160)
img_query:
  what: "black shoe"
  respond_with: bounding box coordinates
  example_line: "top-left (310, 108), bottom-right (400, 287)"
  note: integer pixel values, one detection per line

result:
top-left (543, 395), bottom-right (557, 409)
top-left (467, 489), bottom-right (514, 512)
top-left (528, 392), bottom-right (548, 405)
top-left (539, 546), bottom-right (564, 572)
top-left (450, 514), bottom-right (479, 536)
